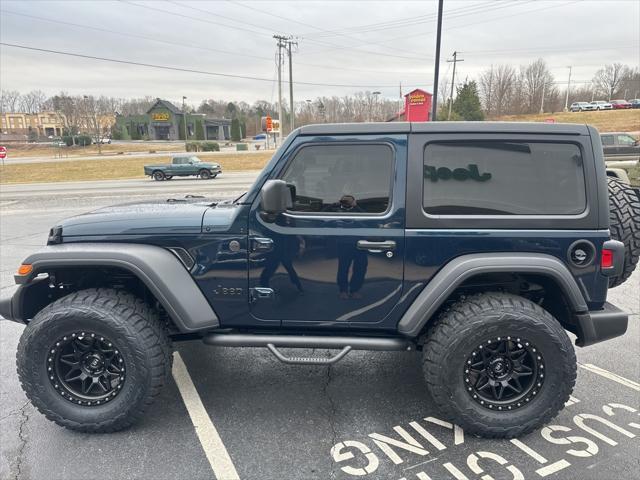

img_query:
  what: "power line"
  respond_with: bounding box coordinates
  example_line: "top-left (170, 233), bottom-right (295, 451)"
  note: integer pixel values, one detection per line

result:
top-left (0, 9), bottom-right (432, 76)
top-left (0, 42), bottom-right (428, 89)
top-left (0, 9), bottom-right (273, 62)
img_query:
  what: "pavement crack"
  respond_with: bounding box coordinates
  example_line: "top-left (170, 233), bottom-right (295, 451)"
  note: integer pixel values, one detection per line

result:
top-left (0, 401), bottom-right (29, 423)
top-left (324, 365), bottom-right (338, 480)
top-left (14, 402), bottom-right (29, 480)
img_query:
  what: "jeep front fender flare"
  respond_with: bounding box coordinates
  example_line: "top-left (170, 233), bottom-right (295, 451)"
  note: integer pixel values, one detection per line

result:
top-left (12, 243), bottom-right (219, 332)
top-left (397, 252), bottom-right (589, 337)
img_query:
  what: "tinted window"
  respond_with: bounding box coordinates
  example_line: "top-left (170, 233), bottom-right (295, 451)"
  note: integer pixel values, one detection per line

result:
top-left (617, 135), bottom-right (636, 145)
top-left (423, 141), bottom-right (586, 215)
top-left (601, 135), bottom-right (614, 146)
top-left (281, 144), bottom-right (393, 214)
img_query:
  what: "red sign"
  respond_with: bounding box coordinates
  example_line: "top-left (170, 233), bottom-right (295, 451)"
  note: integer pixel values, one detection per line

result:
top-left (544, 118), bottom-right (556, 123)
top-left (265, 116), bottom-right (273, 132)
top-left (0, 146), bottom-right (7, 159)
top-left (404, 89), bottom-right (433, 122)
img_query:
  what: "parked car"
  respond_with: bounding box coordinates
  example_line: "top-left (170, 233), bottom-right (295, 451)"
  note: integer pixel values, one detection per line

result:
top-left (253, 133), bottom-right (267, 140)
top-left (97, 137), bottom-right (112, 144)
top-left (2, 122), bottom-right (638, 439)
top-left (629, 99), bottom-right (640, 109)
top-left (570, 102), bottom-right (596, 112)
top-left (143, 155), bottom-right (222, 181)
top-left (601, 132), bottom-right (640, 157)
top-left (610, 99), bottom-right (632, 109)
top-left (590, 100), bottom-right (612, 110)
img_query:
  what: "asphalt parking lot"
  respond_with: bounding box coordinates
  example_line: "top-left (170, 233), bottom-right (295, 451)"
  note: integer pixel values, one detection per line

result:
top-left (1, 176), bottom-right (638, 480)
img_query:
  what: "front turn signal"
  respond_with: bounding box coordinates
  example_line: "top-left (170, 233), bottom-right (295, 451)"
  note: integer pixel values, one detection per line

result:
top-left (17, 264), bottom-right (33, 276)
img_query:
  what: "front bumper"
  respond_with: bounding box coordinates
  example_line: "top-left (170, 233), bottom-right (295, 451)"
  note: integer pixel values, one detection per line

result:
top-left (0, 295), bottom-right (15, 322)
top-left (575, 302), bottom-right (628, 347)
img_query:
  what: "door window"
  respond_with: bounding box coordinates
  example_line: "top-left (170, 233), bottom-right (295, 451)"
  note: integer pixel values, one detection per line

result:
top-left (281, 144), bottom-right (394, 214)
top-left (617, 135), bottom-right (636, 145)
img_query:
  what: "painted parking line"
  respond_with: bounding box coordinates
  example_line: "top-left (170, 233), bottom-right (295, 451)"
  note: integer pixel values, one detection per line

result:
top-left (172, 352), bottom-right (241, 480)
top-left (578, 363), bottom-right (640, 391)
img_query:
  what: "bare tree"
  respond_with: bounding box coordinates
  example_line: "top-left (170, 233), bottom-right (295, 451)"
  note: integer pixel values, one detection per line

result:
top-left (478, 67), bottom-right (495, 116)
top-left (592, 63), bottom-right (630, 100)
top-left (19, 90), bottom-right (47, 114)
top-left (1, 90), bottom-right (22, 113)
top-left (617, 67), bottom-right (640, 99)
top-left (494, 64), bottom-right (518, 115)
top-left (519, 59), bottom-right (555, 114)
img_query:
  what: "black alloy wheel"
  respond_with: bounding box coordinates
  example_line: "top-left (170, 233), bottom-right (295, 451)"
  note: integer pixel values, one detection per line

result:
top-left (464, 336), bottom-right (543, 411)
top-left (48, 332), bottom-right (126, 406)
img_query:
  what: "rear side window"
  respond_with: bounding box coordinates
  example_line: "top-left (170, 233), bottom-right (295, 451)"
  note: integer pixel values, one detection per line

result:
top-left (423, 141), bottom-right (586, 215)
top-left (601, 135), bottom-right (614, 146)
top-left (281, 144), bottom-right (393, 214)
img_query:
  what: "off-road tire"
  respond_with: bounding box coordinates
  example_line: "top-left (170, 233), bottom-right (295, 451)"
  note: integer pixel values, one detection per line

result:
top-left (423, 292), bottom-right (576, 438)
top-left (199, 169), bottom-right (212, 179)
top-left (17, 288), bottom-right (171, 433)
top-left (153, 171), bottom-right (165, 181)
top-left (607, 177), bottom-right (640, 288)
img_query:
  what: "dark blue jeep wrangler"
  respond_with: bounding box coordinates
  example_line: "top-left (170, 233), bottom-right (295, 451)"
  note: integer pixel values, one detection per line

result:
top-left (2, 122), bottom-right (637, 438)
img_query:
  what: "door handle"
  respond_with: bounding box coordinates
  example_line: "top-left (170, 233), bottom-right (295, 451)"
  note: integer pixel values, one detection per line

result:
top-left (251, 237), bottom-right (274, 252)
top-left (357, 240), bottom-right (396, 252)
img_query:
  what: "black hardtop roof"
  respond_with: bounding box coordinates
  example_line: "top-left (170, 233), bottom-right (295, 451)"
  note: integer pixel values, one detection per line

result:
top-left (297, 121), bottom-right (590, 136)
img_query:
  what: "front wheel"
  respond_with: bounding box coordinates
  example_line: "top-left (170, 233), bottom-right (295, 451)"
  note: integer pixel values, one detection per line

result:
top-left (423, 292), bottom-right (576, 438)
top-left (199, 169), bottom-right (212, 179)
top-left (153, 171), bottom-right (165, 181)
top-left (17, 289), bottom-right (171, 432)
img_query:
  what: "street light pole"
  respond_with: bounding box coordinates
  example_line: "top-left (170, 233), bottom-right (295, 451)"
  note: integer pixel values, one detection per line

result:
top-left (563, 66), bottom-right (572, 112)
top-left (371, 91), bottom-right (381, 121)
top-left (182, 96), bottom-right (188, 150)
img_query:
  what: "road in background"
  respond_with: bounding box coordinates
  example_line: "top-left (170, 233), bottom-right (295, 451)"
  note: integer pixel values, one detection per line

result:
top-left (0, 179), bottom-right (638, 480)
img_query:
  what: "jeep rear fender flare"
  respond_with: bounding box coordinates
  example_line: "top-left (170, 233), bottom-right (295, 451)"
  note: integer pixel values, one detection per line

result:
top-left (16, 243), bottom-right (219, 332)
top-left (397, 252), bottom-right (588, 337)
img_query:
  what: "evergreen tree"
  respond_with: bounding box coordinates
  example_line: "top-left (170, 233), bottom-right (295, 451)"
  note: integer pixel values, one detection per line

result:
top-left (452, 81), bottom-right (484, 121)
top-left (230, 118), bottom-right (242, 141)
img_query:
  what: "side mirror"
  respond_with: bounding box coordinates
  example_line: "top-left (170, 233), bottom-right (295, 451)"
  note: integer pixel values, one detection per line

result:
top-left (260, 180), bottom-right (292, 217)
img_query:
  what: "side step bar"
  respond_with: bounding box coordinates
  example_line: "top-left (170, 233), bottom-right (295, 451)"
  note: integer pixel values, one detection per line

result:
top-left (202, 333), bottom-right (413, 365)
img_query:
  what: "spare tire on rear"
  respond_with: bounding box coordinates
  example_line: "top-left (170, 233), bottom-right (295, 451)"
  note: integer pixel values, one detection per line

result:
top-left (607, 177), bottom-right (640, 288)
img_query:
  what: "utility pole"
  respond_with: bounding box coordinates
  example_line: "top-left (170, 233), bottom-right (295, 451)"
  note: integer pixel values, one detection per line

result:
top-left (564, 66), bottom-right (572, 112)
top-left (274, 35), bottom-right (296, 141)
top-left (539, 82), bottom-right (546, 114)
top-left (447, 51), bottom-right (464, 120)
top-left (182, 95), bottom-right (187, 149)
top-left (431, 0), bottom-right (444, 121)
top-left (273, 36), bottom-right (284, 145)
top-left (286, 38), bottom-right (298, 132)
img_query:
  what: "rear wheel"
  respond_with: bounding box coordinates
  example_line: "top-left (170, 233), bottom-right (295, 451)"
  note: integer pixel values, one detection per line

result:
top-left (607, 177), bottom-right (640, 287)
top-left (199, 169), bottom-right (212, 179)
top-left (153, 171), bottom-right (165, 181)
top-left (17, 288), bottom-right (171, 433)
top-left (423, 292), bottom-right (576, 438)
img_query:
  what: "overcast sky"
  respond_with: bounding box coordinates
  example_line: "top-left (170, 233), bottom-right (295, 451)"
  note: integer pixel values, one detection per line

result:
top-left (1, 0), bottom-right (639, 106)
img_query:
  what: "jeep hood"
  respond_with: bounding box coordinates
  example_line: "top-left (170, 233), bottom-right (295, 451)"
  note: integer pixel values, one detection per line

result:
top-left (59, 199), bottom-right (239, 236)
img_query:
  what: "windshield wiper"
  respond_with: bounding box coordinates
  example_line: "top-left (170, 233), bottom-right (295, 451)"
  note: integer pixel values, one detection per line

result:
top-left (233, 191), bottom-right (248, 203)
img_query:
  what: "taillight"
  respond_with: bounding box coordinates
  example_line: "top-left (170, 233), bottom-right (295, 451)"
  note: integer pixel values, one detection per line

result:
top-left (601, 249), bottom-right (614, 268)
